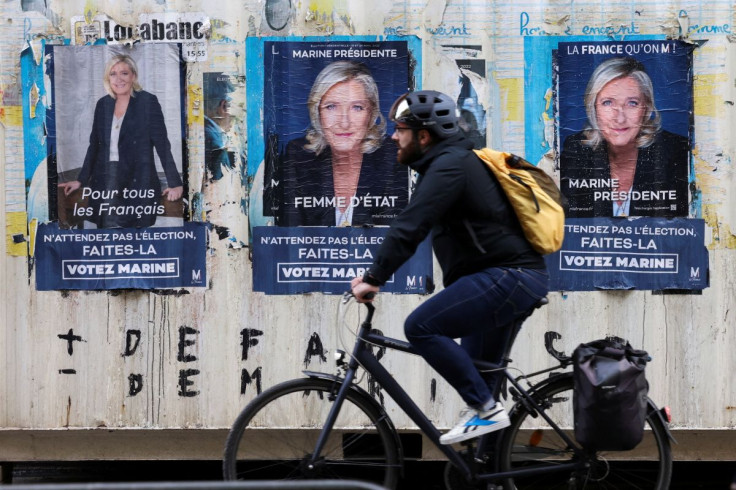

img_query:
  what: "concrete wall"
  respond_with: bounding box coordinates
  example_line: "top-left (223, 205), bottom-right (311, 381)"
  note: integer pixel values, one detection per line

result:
top-left (0, 0), bottom-right (734, 461)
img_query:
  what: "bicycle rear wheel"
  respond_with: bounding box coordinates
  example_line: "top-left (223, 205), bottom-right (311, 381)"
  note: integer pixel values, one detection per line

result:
top-left (223, 377), bottom-right (401, 488)
top-left (498, 373), bottom-right (672, 489)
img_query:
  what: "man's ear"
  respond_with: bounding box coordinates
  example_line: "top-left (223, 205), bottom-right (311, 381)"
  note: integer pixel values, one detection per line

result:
top-left (417, 129), bottom-right (433, 148)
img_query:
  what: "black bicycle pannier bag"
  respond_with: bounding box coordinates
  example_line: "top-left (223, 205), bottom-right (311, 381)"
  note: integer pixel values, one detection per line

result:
top-left (573, 336), bottom-right (649, 451)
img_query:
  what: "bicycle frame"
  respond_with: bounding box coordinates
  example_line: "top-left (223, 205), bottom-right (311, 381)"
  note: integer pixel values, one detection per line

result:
top-left (308, 302), bottom-right (588, 485)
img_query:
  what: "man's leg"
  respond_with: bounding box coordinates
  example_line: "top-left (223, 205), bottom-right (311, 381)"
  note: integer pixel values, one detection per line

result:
top-left (461, 321), bottom-right (515, 401)
top-left (405, 267), bottom-right (548, 444)
top-left (461, 268), bottom-right (549, 398)
top-left (404, 267), bottom-right (547, 408)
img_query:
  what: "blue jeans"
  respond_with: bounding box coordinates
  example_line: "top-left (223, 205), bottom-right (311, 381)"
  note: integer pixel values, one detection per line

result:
top-left (404, 267), bottom-right (549, 408)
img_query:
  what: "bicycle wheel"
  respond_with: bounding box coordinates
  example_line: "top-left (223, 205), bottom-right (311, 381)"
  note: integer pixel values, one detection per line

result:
top-left (223, 377), bottom-right (401, 488)
top-left (498, 374), bottom-right (672, 489)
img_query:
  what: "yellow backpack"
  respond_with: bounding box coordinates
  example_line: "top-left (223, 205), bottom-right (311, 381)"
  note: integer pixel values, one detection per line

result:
top-left (474, 148), bottom-right (567, 255)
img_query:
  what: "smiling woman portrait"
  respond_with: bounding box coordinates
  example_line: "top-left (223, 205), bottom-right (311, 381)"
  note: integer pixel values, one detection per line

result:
top-left (57, 53), bottom-right (184, 228)
top-left (559, 56), bottom-right (690, 218)
top-left (272, 60), bottom-right (408, 227)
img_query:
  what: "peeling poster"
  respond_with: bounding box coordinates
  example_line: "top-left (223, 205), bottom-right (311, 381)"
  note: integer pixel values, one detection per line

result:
top-left (33, 43), bottom-right (206, 290)
top-left (246, 36), bottom-right (431, 294)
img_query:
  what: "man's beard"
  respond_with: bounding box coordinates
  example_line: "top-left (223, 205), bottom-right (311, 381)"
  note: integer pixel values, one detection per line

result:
top-left (396, 137), bottom-right (423, 165)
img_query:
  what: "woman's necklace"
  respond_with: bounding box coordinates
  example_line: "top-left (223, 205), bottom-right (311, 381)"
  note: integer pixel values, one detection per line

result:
top-left (613, 200), bottom-right (628, 217)
top-left (610, 163), bottom-right (635, 217)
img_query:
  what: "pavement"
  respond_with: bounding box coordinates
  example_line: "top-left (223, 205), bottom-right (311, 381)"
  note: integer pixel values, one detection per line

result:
top-left (2, 460), bottom-right (735, 489)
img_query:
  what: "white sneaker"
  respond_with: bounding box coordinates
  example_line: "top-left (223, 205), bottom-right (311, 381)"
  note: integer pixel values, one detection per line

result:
top-left (439, 402), bottom-right (510, 445)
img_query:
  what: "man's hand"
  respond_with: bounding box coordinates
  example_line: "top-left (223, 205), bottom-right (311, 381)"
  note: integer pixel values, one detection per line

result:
top-left (350, 276), bottom-right (379, 303)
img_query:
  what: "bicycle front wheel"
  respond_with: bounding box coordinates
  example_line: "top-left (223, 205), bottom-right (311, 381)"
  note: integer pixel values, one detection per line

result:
top-left (223, 377), bottom-right (401, 488)
top-left (498, 374), bottom-right (672, 490)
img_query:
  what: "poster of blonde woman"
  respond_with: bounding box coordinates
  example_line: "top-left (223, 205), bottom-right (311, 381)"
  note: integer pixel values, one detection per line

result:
top-left (261, 41), bottom-right (410, 227)
top-left (34, 43), bottom-right (206, 290)
top-left (246, 37), bottom-right (431, 294)
top-left (557, 40), bottom-right (692, 218)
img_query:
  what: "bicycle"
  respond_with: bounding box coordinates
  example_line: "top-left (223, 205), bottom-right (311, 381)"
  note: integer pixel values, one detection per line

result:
top-left (223, 293), bottom-right (673, 489)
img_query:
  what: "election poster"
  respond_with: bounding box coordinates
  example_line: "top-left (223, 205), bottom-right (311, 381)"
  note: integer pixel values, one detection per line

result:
top-left (442, 44), bottom-right (487, 150)
top-left (455, 56), bottom-right (487, 150)
top-left (557, 40), bottom-right (693, 218)
top-left (35, 223), bottom-right (207, 290)
top-left (546, 218), bottom-right (708, 291)
top-left (246, 36), bottom-right (430, 294)
top-left (35, 43), bottom-right (206, 290)
top-left (523, 37), bottom-right (706, 291)
top-left (253, 227), bottom-right (432, 295)
top-left (203, 72), bottom-right (244, 182)
top-left (260, 39), bottom-right (412, 227)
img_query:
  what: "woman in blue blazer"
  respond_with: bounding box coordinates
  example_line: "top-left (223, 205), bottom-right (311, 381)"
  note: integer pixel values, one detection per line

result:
top-left (59, 54), bottom-right (183, 228)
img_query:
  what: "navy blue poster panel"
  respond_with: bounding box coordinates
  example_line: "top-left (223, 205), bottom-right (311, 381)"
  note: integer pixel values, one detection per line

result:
top-left (248, 37), bottom-right (431, 294)
top-left (35, 43), bottom-right (203, 290)
top-left (557, 40), bottom-right (692, 218)
top-left (546, 218), bottom-right (708, 291)
top-left (253, 227), bottom-right (432, 295)
top-left (35, 222), bottom-right (207, 290)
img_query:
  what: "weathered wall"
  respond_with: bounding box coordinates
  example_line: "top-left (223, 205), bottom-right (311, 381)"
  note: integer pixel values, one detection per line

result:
top-left (0, 0), bottom-right (734, 462)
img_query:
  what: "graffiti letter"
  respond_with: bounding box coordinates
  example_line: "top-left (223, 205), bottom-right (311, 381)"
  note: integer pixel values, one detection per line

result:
top-left (240, 328), bottom-right (264, 361)
top-left (303, 333), bottom-right (327, 368)
top-left (177, 326), bottom-right (198, 362)
top-left (240, 367), bottom-right (263, 396)
top-left (367, 374), bottom-right (385, 407)
top-left (128, 373), bottom-right (143, 396)
top-left (58, 329), bottom-right (84, 356)
top-left (178, 368), bottom-right (200, 397)
top-left (123, 330), bottom-right (142, 356)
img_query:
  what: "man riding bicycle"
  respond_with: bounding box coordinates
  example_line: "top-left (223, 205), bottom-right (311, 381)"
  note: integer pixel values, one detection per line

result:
top-left (351, 90), bottom-right (549, 444)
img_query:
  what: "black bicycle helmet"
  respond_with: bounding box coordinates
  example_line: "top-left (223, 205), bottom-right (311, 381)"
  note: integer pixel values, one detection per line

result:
top-left (389, 90), bottom-right (459, 139)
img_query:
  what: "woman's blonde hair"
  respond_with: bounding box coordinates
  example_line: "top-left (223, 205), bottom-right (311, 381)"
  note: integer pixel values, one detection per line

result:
top-left (103, 54), bottom-right (143, 98)
top-left (304, 61), bottom-right (386, 155)
top-left (582, 57), bottom-right (661, 149)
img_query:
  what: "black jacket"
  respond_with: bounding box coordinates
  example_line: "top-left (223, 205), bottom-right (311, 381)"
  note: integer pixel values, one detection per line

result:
top-left (367, 134), bottom-right (545, 287)
top-left (78, 91), bottom-right (183, 227)
top-left (272, 137), bottom-right (409, 226)
top-left (560, 130), bottom-right (689, 217)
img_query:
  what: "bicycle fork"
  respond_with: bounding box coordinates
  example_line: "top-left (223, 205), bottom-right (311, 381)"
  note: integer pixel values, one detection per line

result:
top-left (306, 363), bottom-right (358, 470)
top-left (306, 318), bottom-right (378, 469)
